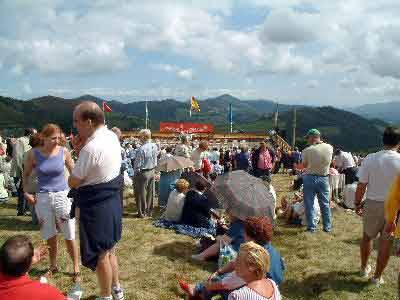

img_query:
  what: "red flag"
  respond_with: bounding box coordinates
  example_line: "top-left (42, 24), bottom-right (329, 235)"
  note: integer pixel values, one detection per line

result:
top-left (102, 101), bottom-right (112, 112)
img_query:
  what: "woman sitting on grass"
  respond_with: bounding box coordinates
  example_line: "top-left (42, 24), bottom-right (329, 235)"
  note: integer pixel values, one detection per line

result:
top-left (163, 179), bottom-right (190, 222)
top-left (228, 242), bottom-right (281, 300)
top-left (180, 217), bottom-right (285, 299)
top-left (181, 181), bottom-right (212, 228)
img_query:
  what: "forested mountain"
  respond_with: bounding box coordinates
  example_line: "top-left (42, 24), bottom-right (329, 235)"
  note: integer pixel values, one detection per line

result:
top-left (0, 94), bottom-right (387, 152)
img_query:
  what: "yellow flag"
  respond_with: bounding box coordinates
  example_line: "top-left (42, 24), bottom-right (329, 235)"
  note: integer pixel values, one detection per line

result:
top-left (191, 96), bottom-right (201, 112)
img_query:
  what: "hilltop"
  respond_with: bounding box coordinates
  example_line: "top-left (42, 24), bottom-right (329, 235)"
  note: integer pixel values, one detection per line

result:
top-left (0, 94), bottom-right (387, 152)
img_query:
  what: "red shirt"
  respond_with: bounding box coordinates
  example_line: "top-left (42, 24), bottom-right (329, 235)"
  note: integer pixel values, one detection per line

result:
top-left (0, 273), bottom-right (65, 300)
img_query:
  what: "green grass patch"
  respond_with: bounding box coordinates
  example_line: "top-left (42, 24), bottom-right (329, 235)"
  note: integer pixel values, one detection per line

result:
top-left (0, 175), bottom-right (399, 299)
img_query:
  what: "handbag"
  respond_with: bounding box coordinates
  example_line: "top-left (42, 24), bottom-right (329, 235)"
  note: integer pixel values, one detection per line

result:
top-left (218, 240), bottom-right (237, 269)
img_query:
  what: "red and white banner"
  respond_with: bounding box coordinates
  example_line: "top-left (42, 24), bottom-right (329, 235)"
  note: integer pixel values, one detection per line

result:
top-left (160, 122), bottom-right (214, 133)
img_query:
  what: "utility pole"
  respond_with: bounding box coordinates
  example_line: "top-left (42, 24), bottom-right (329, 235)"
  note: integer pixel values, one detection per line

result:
top-left (274, 103), bottom-right (279, 128)
top-left (292, 108), bottom-right (297, 148)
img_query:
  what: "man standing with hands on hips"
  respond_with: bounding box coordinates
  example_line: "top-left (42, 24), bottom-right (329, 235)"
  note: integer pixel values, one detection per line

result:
top-left (301, 129), bottom-right (333, 233)
top-left (68, 101), bottom-right (125, 300)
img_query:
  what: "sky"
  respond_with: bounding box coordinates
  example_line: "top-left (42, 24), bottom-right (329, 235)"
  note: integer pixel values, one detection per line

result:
top-left (1, 0), bottom-right (400, 106)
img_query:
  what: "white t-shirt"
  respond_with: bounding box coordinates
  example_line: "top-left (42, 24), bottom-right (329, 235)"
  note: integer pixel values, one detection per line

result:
top-left (358, 150), bottom-right (400, 201)
top-left (334, 151), bottom-right (355, 171)
top-left (343, 183), bottom-right (363, 209)
top-left (72, 126), bottom-right (122, 186)
top-left (164, 190), bottom-right (186, 222)
top-left (302, 142), bottom-right (333, 176)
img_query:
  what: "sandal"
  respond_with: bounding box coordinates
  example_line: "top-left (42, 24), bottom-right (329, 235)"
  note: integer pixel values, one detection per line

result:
top-left (45, 266), bottom-right (59, 277)
top-left (72, 272), bottom-right (81, 283)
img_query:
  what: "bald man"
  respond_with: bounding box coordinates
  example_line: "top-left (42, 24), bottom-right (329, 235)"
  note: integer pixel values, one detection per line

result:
top-left (68, 101), bottom-right (125, 300)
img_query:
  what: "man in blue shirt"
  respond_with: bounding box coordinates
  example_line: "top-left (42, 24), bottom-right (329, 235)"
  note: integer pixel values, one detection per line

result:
top-left (133, 129), bottom-right (158, 218)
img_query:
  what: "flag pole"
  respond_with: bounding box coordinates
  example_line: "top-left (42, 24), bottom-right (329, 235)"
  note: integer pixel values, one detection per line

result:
top-left (229, 103), bottom-right (233, 133)
top-left (189, 97), bottom-right (192, 118)
top-left (145, 100), bottom-right (148, 129)
top-left (102, 101), bottom-right (106, 125)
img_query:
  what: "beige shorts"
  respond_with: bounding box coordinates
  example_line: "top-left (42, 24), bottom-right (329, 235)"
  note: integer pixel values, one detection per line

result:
top-left (35, 190), bottom-right (76, 241)
top-left (363, 199), bottom-right (391, 240)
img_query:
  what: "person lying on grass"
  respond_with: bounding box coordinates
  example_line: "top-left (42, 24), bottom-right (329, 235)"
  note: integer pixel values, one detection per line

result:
top-left (180, 216), bottom-right (285, 299)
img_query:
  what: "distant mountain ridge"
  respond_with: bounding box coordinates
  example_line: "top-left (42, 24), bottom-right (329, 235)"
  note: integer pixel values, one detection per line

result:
top-left (0, 94), bottom-right (387, 152)
top-left (351, 101), bottom-right (400, 123)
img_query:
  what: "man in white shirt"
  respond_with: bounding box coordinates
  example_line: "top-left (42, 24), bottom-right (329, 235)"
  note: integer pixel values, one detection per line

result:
top-left (68, 101), bottom-right (125, 300)
top-left (355, 126), bottom-right (400, 286)
top-left (133, 129), bottom-right (158, 218)
top-left (334, 148), bottom-right (358, 184)
top-left (301, 129), bottom-right (333, 233)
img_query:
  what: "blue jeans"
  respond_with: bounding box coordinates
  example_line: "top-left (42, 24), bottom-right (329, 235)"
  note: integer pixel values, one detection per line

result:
top-left (303, 175), bottom-right (332, 232)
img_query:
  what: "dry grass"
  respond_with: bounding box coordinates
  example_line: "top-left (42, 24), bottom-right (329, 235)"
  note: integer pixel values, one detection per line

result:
top-left (0, 174), bottom-right (399, 299)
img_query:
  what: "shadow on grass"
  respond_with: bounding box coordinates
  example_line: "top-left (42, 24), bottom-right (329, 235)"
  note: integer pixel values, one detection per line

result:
top-left (0, 201), bottom-right (17, 210)
top-left (153, 240), bottom-right (215, 272)
top-left (29, 267), bottom-right (48, 277)
top-left (0, 217), bottom-right (38, 231)
top-left (281, 270), bottom-right (371, 299)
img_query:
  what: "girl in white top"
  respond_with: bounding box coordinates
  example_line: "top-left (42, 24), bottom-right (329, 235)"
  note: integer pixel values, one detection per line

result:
top-left (228, 242), bottom-right (281, 300)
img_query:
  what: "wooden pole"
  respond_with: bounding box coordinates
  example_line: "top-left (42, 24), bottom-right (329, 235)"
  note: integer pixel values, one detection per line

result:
top-left (292, 108), bottom-right (297, 148)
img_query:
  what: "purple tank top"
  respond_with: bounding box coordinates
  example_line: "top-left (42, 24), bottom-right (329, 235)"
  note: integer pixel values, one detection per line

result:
top-left (34, 147), bottom-right (68, 192)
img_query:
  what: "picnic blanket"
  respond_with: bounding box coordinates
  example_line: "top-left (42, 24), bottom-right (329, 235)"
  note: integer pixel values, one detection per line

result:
top-left (154, 219), bottom-right (216, 238)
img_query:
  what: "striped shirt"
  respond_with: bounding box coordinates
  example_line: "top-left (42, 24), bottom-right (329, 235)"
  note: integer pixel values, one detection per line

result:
top-left (228, 279), bottom-right (281, 300)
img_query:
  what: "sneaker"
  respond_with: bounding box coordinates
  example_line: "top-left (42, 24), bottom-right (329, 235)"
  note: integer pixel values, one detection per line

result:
top-left (370, 277), bottom-right (385, 287)
top-left (360, 265), bottom-right (372, 278)
top-left (112, 286), bottom-right (125, 300)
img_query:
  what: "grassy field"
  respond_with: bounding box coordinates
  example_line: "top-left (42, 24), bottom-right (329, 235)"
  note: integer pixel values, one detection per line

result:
top-left (0, 174), bottom-right (399, 299)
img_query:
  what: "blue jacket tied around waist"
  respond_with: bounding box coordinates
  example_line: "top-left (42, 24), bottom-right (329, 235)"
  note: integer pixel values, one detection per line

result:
top-left (68, 175), bottom-right (123, 271)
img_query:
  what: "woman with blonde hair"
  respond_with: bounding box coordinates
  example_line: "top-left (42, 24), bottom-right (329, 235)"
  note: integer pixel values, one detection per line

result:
top-left (228, 242), bottom-right (281, 300)
top-left (23, 123), bottom-right (80, 283)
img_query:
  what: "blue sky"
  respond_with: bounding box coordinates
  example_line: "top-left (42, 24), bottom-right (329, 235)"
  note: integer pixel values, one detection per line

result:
top-left (1, 0), bottom-right (400, 106)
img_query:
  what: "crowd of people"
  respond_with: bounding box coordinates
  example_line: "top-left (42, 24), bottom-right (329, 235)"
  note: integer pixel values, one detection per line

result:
top-left (0, 100), bottom-right (400, 300)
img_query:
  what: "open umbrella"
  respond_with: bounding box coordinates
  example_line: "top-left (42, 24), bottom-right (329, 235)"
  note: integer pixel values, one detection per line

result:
top-left (156, 156), bottom-right (194, 172)
top-left (209, 170), bottom-right (275, 220)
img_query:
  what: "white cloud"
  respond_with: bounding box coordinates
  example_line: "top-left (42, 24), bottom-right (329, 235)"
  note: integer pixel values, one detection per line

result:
top-left (2, 0), bottom-right (400, 103)
top-left (260, 8), bottom-right (320, 44)
top-left (177, 69), bottom-right (193, 80)
top-left (150, 64), bottom-right (194, 80)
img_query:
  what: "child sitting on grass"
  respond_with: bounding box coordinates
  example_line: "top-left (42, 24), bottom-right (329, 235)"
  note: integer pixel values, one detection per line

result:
top-left (277, 193), bottom-right (320, 226)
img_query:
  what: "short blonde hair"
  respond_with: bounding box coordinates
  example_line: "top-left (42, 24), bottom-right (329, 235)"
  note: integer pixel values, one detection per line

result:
top-left (238, 241), bottom-right (270, 280)
top-left (175, 179), bottom-right (190, 193)
top-left (139, 129), bottom-right (151, 139)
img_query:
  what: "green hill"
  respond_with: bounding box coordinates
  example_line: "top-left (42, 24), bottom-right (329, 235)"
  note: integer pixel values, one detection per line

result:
top-left (0, 94), bottom-right (387, 152)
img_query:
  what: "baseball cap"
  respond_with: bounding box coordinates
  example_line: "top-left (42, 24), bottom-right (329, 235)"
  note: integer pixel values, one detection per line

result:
top-left (306, 128), bottom-right (321, 137)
